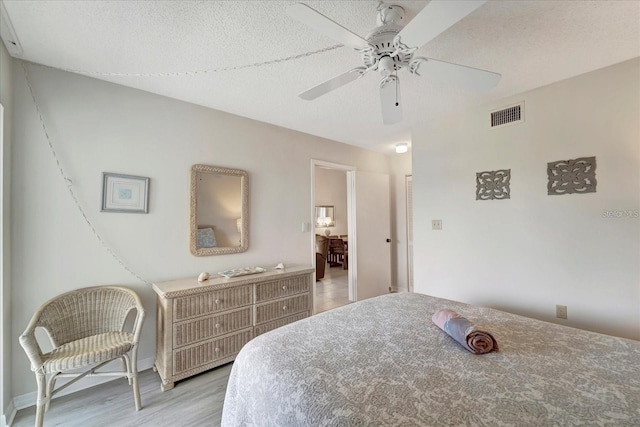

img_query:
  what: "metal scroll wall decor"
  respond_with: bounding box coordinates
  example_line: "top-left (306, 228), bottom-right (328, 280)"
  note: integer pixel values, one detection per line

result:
top-left (547, 156), bottom-right (596, 195)
top-left (476, 169), bottom-right (511, 200)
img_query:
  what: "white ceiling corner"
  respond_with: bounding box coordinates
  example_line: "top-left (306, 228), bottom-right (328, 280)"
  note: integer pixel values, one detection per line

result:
top-left (2, 0), bottom-right (639, 154)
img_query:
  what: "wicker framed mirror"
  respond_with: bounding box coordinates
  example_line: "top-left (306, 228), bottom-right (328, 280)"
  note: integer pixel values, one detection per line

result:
top-left (190, 164), bottom-right (249, 256)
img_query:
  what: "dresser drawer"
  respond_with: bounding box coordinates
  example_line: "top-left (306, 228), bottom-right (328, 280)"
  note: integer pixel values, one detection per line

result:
top-left (255, 275), bottom-right (311, 302)
top-left (152, 267), bottom-right (314, 391)
top-left (173, 328), bottom-right (252, 375)
top-left (173, 285), bottom-right (252, 322)
top-left (255, 294), bottom-right (310, 325)
top-left (254, 312), bottom-right (309, 337)
top-left (173, 306), bottom-right (252, 348)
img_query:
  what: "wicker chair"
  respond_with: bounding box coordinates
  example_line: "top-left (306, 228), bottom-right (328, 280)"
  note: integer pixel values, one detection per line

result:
top-left (19, 286), bottom-right (145, 427)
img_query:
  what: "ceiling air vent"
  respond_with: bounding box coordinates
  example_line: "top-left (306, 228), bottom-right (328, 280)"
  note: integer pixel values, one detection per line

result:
top-left (490, 102), bottom-right (524, 129)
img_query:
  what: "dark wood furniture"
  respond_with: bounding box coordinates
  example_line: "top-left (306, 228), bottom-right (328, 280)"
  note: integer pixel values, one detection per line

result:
top-left (328, 237), bottom-right (348, 269)
top-left (315, 235), bottom-right (329, 279)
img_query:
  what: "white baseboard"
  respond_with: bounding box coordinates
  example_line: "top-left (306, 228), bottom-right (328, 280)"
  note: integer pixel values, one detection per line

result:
top-left (2, 399), bottom-right (16, 427)
top-left (11, 357), bottom-right (155, 414)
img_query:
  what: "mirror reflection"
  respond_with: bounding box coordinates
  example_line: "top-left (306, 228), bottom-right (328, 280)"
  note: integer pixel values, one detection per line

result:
top-left (315, 206), bottom-right (335, 227)
top-left (190, 164), bottom-right (248, 256)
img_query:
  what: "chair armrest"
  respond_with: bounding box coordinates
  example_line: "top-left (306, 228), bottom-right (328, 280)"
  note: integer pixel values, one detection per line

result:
top-left (19, 316), bottom-right (45, 372)
top-left (130, 297), bottom-right (146, 346)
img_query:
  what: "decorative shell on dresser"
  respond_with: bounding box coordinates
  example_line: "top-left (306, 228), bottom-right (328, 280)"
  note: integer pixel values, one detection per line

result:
top-left (198, 272), bottom-right (210, 282)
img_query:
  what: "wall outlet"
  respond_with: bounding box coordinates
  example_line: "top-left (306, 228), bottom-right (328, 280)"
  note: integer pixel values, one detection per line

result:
top-left (556, 305), bottom-right (567, 319)
top-left (432, 220), bottom-right (442, 230)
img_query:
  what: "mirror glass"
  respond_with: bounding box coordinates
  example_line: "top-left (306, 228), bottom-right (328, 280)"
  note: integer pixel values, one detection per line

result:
top-left (190, 164), bottom-right (248, 256)
top-left (315, 205), bottom-right (335, 227)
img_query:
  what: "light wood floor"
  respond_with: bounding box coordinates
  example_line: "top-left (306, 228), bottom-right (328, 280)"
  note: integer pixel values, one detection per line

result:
top-left (315, 266), bottom-right (351, 313)
top-left (12, 364), bottom-right (233, 427)
top-left (13, 270), bottom-right (350, 426)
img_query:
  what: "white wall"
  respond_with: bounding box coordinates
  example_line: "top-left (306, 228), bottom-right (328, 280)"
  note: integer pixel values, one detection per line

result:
top-left (413, 58), bottom-right (640, 340)
top-left (1, 42), bottom-right (14, 426)
top-left (9, 62), bottom-right (393, 400)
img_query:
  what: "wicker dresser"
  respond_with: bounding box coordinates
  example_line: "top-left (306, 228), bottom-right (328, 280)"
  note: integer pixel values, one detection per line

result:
top-left (152, 266), bottom-right (314, 391)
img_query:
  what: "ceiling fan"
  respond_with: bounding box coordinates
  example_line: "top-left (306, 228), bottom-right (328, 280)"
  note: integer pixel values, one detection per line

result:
top-left (287, 0), bottom-right (501, 125)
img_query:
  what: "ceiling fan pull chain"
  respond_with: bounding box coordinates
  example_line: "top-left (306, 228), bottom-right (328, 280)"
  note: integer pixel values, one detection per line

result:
top-left (395, 71), bottom-right (399, 107)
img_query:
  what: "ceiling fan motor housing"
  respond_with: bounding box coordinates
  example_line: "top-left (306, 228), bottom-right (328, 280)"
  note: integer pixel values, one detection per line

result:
top-left (363, 6), bottom-right (412, 75)
top-left (376, 5), bottom-right (405, 26)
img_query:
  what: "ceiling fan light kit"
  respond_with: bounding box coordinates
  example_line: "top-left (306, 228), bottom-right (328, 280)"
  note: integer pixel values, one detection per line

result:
top-left (287, 1), bottom-right (501, 126)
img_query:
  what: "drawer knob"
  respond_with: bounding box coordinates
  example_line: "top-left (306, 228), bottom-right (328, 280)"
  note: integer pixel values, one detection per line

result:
top-left (215, 323), bottom-right (221, 329)
top-left (283, 306), bottom-right (287, 310)
top-left (215, 298), bottom-right (220, 305)
top-left (215, 347), bottom-right (220, 353)
top-left (282, 286), bottom-right (287, 291)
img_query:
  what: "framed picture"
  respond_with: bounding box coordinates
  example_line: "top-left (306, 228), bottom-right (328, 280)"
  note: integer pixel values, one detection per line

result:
top-left (101, 173), bottom-right (149, 213)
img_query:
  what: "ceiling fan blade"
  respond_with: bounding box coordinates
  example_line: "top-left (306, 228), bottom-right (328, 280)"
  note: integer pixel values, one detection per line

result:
top-left (395, 0), bottom-right (487, 50)
top-left (411, 58), bottom-right (500, 92)
top-left (379, 76), bottom-right (402, 125)
top-left (299, 68), bottom-right (364, 100)
top-left (287, 3), bottom-right (370, 50)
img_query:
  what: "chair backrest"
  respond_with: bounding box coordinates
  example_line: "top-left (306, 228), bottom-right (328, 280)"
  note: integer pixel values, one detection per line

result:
top-left (329, 237), bottom-right (345, 254)
top-left (35, 286), bottom-right (139, 348)
top-left (315, 234), bottom-right (329, 258)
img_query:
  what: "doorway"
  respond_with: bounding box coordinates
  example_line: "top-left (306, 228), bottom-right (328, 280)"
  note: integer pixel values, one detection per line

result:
top-left (311, 160), bottom-right (392, 313)
top-left (312, 160), bottom-right (354, 313)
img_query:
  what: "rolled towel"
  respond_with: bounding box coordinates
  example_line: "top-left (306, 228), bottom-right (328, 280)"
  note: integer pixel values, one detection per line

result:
top-left (432, 309), bottom-right (499, 354)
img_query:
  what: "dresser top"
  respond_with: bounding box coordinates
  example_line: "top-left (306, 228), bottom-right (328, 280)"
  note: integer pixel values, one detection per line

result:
top-left (152, 266), bottom-right (314, 298)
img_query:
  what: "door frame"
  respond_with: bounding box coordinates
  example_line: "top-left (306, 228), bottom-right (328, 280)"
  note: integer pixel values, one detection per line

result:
top-left (406, 174), bottom-right (413, 292)
top-left (310, 159), bottom-right (356, 313)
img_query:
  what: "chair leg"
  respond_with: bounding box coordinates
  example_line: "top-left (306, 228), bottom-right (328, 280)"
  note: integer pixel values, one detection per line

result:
top-left (132, 374), bottom-right (142, 411)
top-left (129, 349), bottom-right (142, 411)
top-left (35, 371), bottom-right (47, 427)
top-left (122, 355), bottom-right (132, 385)
top-left (45, 375), bottom-right (57, 412)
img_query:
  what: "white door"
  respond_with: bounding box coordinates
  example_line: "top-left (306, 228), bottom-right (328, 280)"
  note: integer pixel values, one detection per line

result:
top-left (349, 171), bottom-right (391, 301)
top-left (406, 175), bottom-right (414, 292)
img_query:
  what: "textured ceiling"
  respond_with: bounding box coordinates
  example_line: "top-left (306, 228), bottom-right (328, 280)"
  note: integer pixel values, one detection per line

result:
top-left (2, 1), bottom-right (639, 153)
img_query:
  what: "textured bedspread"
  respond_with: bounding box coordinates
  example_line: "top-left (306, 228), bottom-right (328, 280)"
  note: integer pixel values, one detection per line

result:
top-left (221, 293), bottom-right (640, 426)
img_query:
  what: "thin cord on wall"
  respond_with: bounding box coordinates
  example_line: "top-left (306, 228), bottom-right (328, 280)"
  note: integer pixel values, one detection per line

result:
top-left (18, 43), bottom-right (342, 284)
top-left (20, 61), bottom-right (150, 285)
top-left (52, 44), bottom-right (343, 78)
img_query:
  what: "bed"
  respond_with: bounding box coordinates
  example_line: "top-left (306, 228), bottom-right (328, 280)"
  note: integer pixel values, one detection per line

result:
top-left (221, 293), bottom-right (640, 426)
